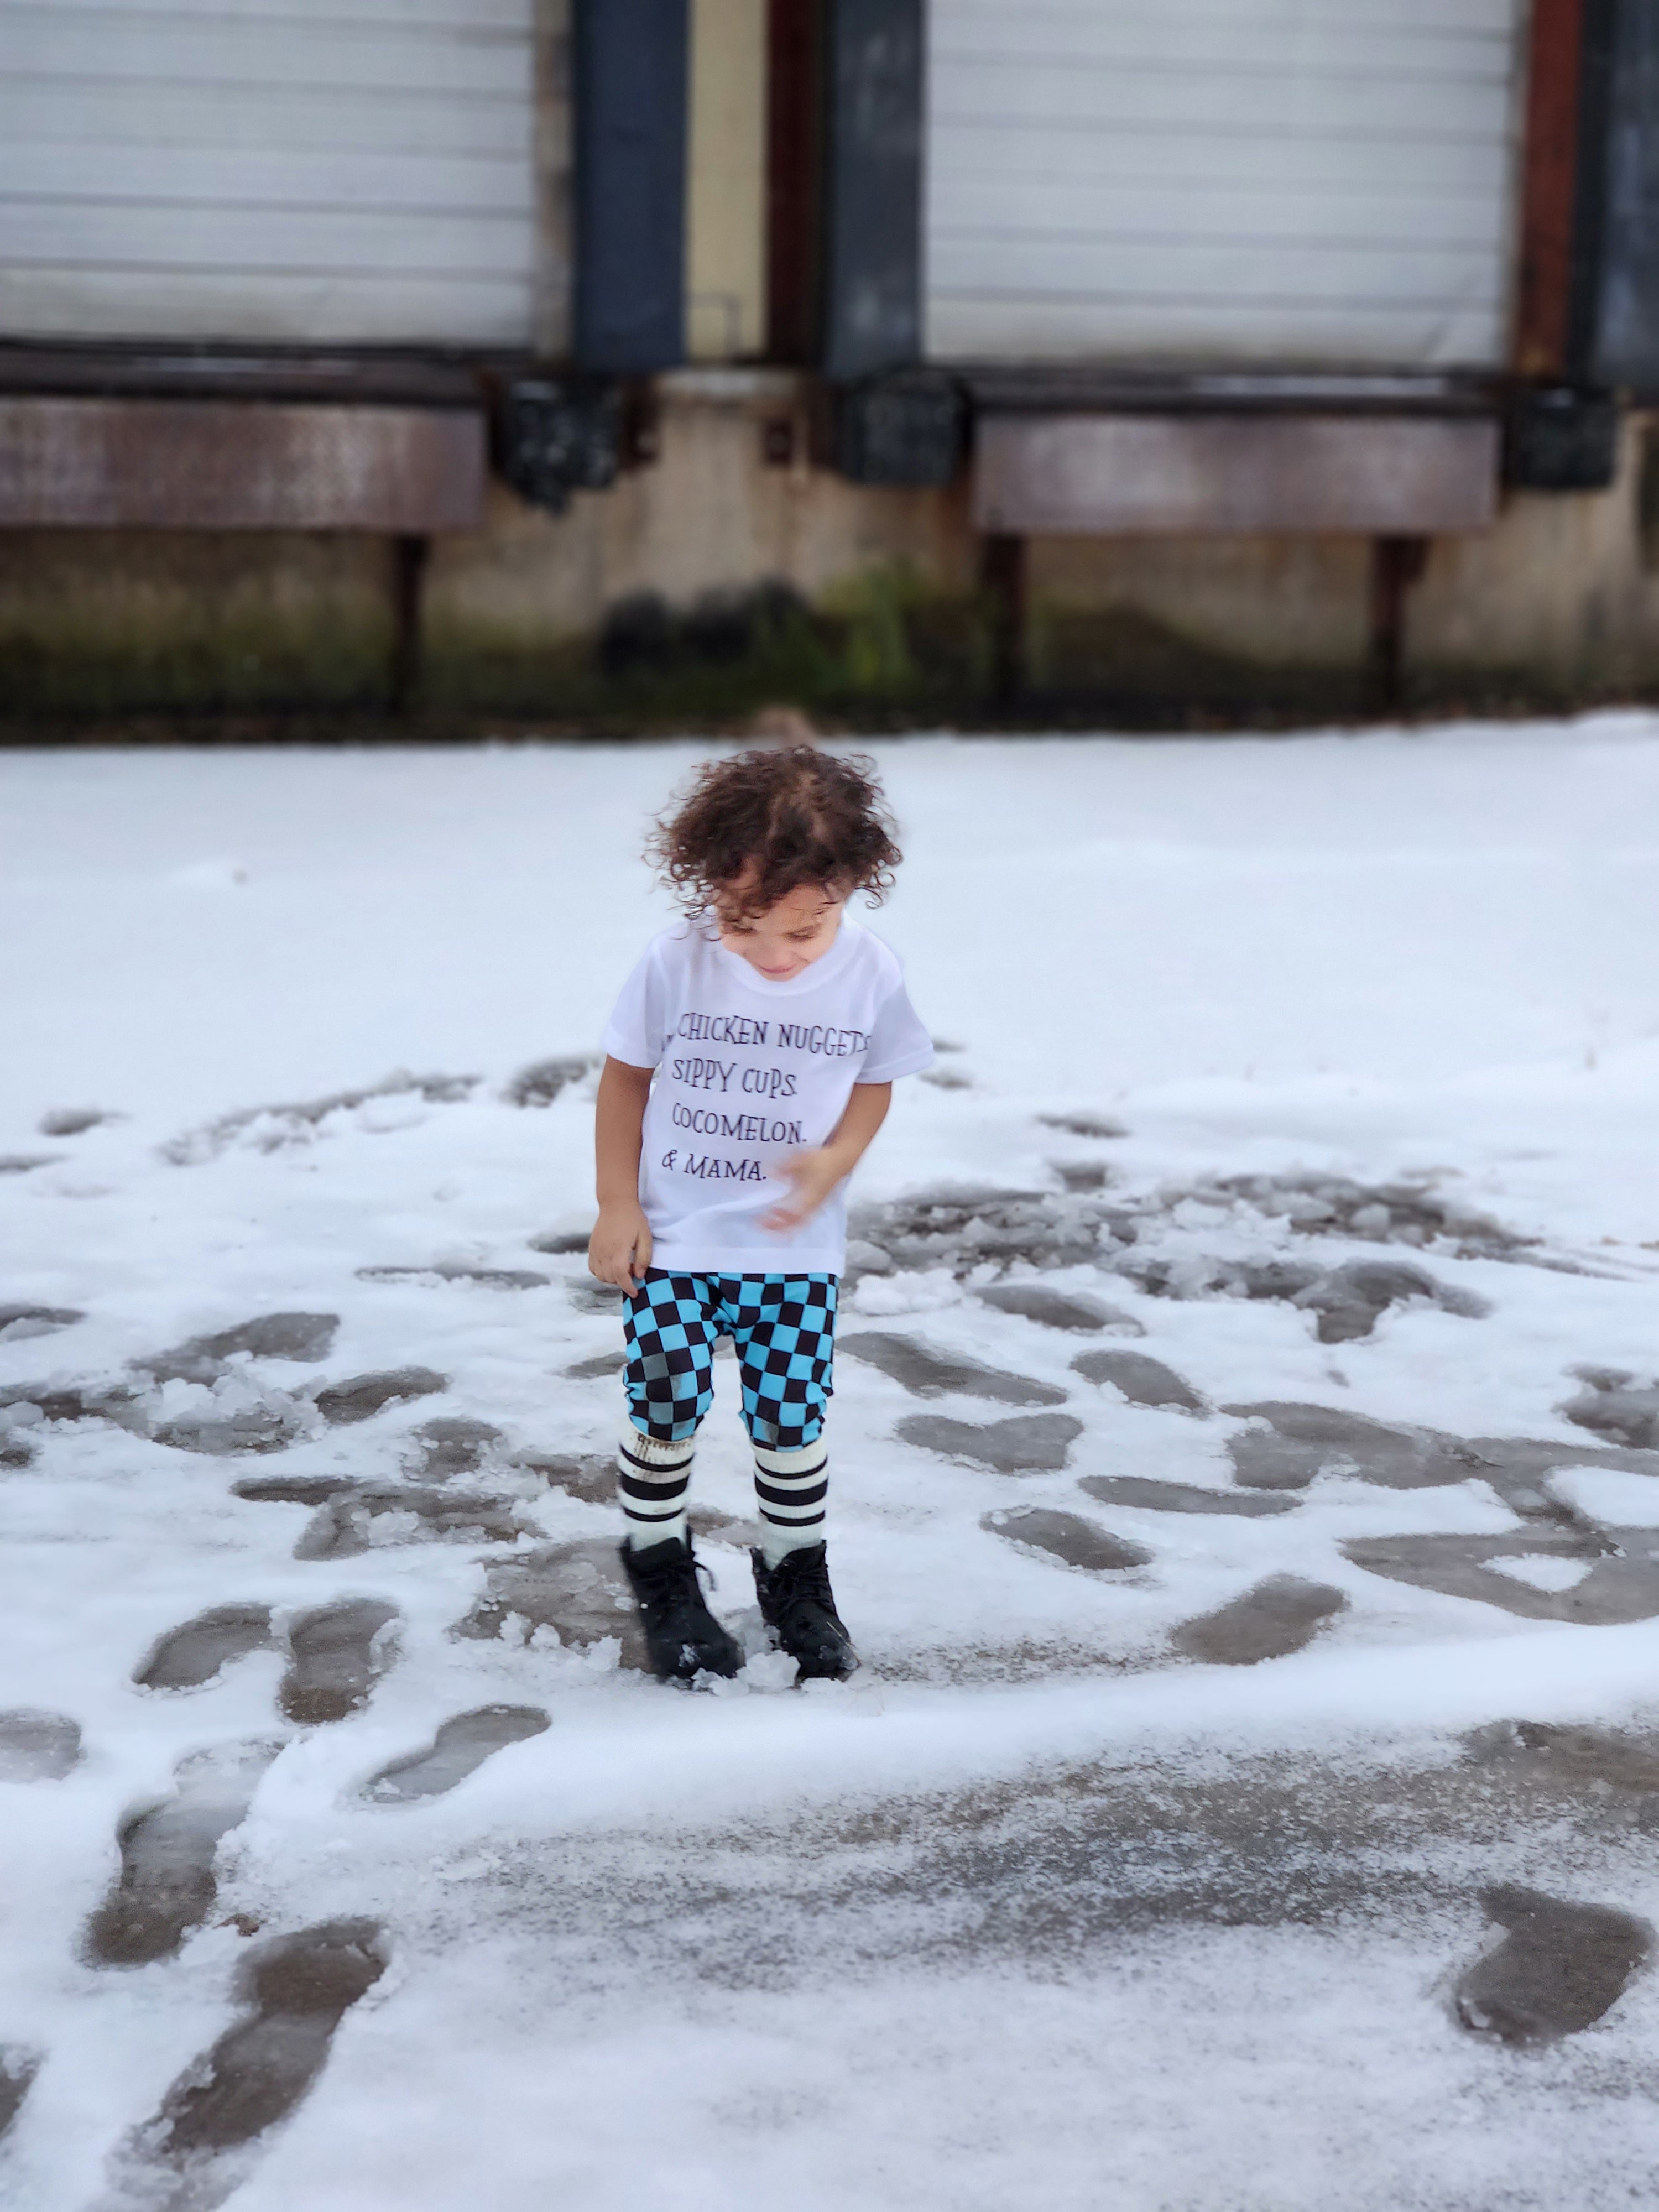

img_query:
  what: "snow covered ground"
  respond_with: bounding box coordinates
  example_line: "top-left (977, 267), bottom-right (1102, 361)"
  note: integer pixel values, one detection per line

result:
top-left (6, 722), bottom-right (1659, 2209)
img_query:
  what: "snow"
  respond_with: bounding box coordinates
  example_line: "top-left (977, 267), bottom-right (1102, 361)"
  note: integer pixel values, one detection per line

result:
top-left (6, 719), bottom-right (1659, 2209)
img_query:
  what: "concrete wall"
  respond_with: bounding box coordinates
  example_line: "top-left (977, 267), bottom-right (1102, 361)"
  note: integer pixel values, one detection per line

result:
top-left (1026, 410), bottom-right (1659, 717)
top-left (7, 391), bottom-right (1659, 726)
top-left (686, 0), bottom-right (767, 362)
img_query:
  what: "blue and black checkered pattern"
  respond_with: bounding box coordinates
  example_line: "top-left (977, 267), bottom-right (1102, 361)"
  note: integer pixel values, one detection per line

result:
top-left (623, 1270), bottom-right (838, 1449)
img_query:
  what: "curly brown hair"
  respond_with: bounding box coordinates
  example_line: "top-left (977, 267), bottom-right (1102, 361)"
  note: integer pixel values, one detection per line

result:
top-left (649, 745), bottom-right (902, 920)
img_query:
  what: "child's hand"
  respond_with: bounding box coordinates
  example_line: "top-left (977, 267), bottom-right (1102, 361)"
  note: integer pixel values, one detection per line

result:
top-left (589, 1201), bottom-right (653, 1293)
top-left (760, 1148), bottom-right (846, 1234)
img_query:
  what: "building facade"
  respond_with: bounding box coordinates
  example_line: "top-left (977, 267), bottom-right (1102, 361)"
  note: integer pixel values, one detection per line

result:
top-left (2, 0), bottom-right (1656, 724)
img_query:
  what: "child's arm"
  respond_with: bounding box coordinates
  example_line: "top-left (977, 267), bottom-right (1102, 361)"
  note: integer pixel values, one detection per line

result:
top-left (589, 1056), bottom-right (656, 1292)
top-left (761, 1081), bottom-right (891, 1234)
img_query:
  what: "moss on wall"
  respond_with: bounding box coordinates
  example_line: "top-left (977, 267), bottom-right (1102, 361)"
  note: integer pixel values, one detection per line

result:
top-left (0, 531), bottom-right (394, 715)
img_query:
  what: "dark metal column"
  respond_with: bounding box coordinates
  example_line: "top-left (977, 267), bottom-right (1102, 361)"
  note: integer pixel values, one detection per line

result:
top-left (572, 0), bottom-right (689, 374)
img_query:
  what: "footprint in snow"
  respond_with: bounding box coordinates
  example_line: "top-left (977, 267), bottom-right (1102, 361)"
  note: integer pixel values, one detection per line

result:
top-left (313, 1368), bottom-right (447, 1425)
top-left (983, 1507), bottom-right (1150, 1573)
top-left (0, 2048), bottom-right (40, 2142)
top-left (359, 1705), bottom-right (550, 1803)
top-left (134, 1604), bottom-right (275, 1692)
top-left (0, 1303), bottom-right (84, 1345)
top-left (843, 1333), bottom-right (1067, 1407)
top-left (896, 1411), bottom-right (1083, 1473)
top-left (974, 1283), bottom-right (1142, 1334)
top-left (1170, 1575), bottom-right (1348, 1666)
top-left (85, 1739), bottom-right (281, 1968)
top-left (454, 1538), bottom-right (650, 1670)
top-left (280, 1600), bottom-right (400, 1724)
top-left (136, 1312), bottom-right (339, 1386)
top-left (104, 1919), bottom-right (387, 2196)
top-left (357, 1262), bottom-right (549, 1289)
top-left (1073, 1349), bottom-right (1206, 1412)
top-left (233, 1475), bottom-right (352, 1508)
top-left (1077, 1475), bottom-right (1296, 1519)
top-left (406, 1416), bottom-right (503, 1480)
top-left (1455, 1885), bottom-right (1652, 2044)
top-left (1468, 1719), bottom-right (1659, 1797)
top-left (1341, 1531), bottom-right (1659, 1626)
top-left (0, 1709), bottom-right (82, 1780)
top-left (293, 1485), bottom-right (526, 1561)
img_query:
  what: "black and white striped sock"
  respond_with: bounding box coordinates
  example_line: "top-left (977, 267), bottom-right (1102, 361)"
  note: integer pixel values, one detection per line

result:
top-left (617, 1427), bottom-right (696, 1551)
top-left (752, 1436), bottom-right (829, 1567)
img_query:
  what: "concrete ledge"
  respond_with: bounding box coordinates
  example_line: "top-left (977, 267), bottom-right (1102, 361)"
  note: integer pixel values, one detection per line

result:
top-left (975, 412), bottom-right (1500, 536)
top-left (0, 397), bottom-right (486, 531)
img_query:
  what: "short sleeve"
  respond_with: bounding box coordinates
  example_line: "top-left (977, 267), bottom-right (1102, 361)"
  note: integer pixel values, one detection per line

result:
top-left (602, 941), bottom-right (670, 1068)
top-left (862, 975), bottom-right (935, 1083)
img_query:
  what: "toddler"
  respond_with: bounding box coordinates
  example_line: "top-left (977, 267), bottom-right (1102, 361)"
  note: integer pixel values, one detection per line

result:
top-left (589, 745), bottom-right (933, 1684)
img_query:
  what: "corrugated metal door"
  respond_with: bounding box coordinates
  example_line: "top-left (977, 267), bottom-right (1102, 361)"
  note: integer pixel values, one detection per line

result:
top-left (926, 0), bottom-right (1527, 368)
top-left (0, 0), bottom-right (541, 346)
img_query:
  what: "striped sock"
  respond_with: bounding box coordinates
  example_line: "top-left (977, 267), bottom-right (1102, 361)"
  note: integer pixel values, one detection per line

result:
top-left (752, 1436), bottom-right (829, 1567)
top-left (617, 1427), bottom-right (696, 1551)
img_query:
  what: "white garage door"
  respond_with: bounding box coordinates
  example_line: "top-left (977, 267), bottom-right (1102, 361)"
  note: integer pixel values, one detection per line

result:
top-left (0, 0), bottom-right (540, 346)
top-left (926, 0), bottom-right (1527, 369)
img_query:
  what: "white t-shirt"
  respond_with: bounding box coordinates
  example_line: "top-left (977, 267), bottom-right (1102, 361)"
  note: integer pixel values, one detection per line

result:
top-left (602, 915), bottom-right (934, 1273)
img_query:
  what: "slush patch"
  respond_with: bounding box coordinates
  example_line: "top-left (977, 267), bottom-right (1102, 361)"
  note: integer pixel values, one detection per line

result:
top-left (1037, 1113), bottom-right (1128, 1139)
top-left (360, 1705), bottom-right (550, 1803)
top-left (1470, 1720), bottom-right (1659, 1796)
top-left (279, 1600), bottom-right (399, 1723)
top-left (565, 1350), bottom-right (624, 1379)
top-left (0, 1156), bottom-right (58, 1175)
top-left (232, 1475), bottom-right (353, 1507)
top-left (0, 1381), bottom-right (146, 1432)
top-left (503, 1055), bottom-right (596, 1108)
top-left (1223, 1402), bottom-right (1483, 1492)
top-left (134, 1604), bottom-right (275, 1692)
top-left (1205, 1171), bottom-right (1540, 1262)
top-left (407, 1416), bottom-right (503, 1480)
top-left (0, 1708), bottom-right (82, 1780)
top-left (153, 1403), bottom-right (305, 1457)
top-left (314, 1368), bottom-right (446, 1425)
top-left (1072, 1349), bottom-right (1206, 1412)
top-left (1051, 1161), bottom-right (1113, 1192)
top-left (1455, 1885), bottom-right (1652, 2045)
top-left (1562, 1369), bottom-right (1659, 1450)
top-left (294, 1486), bottom-right (526, 1561)
top-left (983, 1507), bottom-right (1151, 1573)
top-left (1077, 1475), bottom-right (1297, 1518)
top-left (1171, 1575), bottom-right (1348, 1666)
top-left (85, 1740), bottom-right (280, 1968)
top-left (0, 1303), bottom-right (84, 1345)
top-left (161, 1070), bottom-right (478, 1164)
top-left (846, 1185), bottom-right (1126, 1282)
top-left (528, 1228), bottom-right (594, 1256)
top-left (357, 1262), bottom-right (549, 1289)
top-left (1119, 1252), bottom-right (1490, 1343)
top-left (515, 1453), bottom-right (614, 1503)
top-left (896, 1411), bottom-right (1083, 1473)
top-left (38, 1105), bottom-right (113, 1137)
top-left (842, 1333), bottom-right (1068, 1406)
top-left (138, 1312), bottom-right (339, 1385)
top-left (453, 1538), bottom-right (650, 1670)
top-left (974, 1284), bottom-right (1142, 1334)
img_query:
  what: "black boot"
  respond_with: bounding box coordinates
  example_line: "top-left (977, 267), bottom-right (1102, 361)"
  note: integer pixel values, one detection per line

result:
top-left (620, 1535), bottom-right (743, 1685)
top-left (750, 1543), bottom-right (858, 1681)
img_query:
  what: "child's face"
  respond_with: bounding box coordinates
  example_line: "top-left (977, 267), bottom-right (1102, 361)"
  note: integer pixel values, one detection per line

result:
top-left (716, 874), bottom-right (845, 982)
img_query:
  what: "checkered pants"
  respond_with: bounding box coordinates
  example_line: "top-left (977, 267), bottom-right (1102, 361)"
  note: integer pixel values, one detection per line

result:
top-left (623, 1270), bottom-right (837, 1448)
